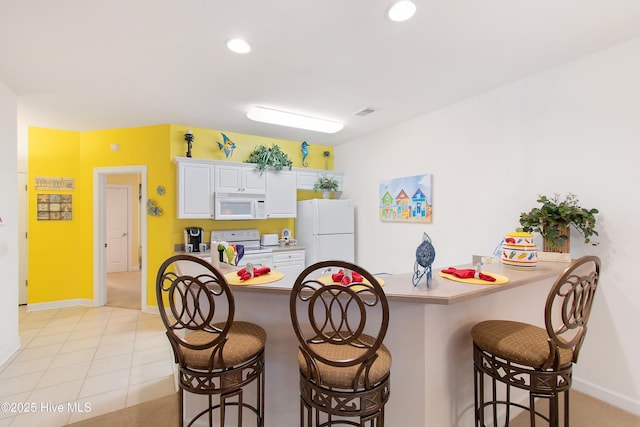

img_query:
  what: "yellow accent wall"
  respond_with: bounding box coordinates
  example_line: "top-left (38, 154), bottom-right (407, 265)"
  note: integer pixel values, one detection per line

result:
top-left (28, 128), bottom-right (84, 304)
top-left (28, 124), bottom-right (334, 307)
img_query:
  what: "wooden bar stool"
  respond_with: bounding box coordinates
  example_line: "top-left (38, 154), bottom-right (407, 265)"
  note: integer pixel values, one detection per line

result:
top-left (290, 260), bottom-right (391, 426)
top-left (471, 255), bottom-right (601, 426)
top-left (156, 255), bottom-right (266, 426)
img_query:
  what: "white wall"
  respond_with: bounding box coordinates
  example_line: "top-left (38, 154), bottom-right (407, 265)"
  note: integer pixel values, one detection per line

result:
top-left (336, 37), bottom-right (640, 414)
top-left (0, 79), bottom-right (20, 365)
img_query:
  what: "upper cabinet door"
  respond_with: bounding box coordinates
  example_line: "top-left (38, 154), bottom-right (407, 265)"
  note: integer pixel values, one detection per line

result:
top-left (215, 164), bottom-right (266, 194)
top-left (296, 170), bottom-right (344, 191)
top-left (296, 171), bottom-right (319, 190)
top-left (243, 166), bottom-right (266, 193)
top-left (215, 165), bottom-right (242, 192)
top-left (176, 158), bottom-right (215, 219)
top-left (266, 170), bottom-right (297, 218)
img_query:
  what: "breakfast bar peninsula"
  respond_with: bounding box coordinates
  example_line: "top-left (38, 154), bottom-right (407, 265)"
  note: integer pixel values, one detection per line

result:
top-left (181, 260), bottom-right (568, 426)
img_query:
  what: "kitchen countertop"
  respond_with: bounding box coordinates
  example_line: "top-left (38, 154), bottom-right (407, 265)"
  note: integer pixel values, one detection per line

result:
top-left (227, 260), bottom-right (568, 305)
top-left (176, 245), bottom-right (304, 258)
top-left (172, 250), bottom-right (568, 305)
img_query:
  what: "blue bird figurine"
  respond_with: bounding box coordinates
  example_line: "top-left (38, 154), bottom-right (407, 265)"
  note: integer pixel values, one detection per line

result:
top-left (217, 133), bottom-right (236, 159)
top-left (301, 141), bottom-right (309, 167)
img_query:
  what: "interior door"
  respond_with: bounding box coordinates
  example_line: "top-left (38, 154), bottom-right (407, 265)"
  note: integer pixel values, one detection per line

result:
top-left (106, 186), bottom-right (129, 273)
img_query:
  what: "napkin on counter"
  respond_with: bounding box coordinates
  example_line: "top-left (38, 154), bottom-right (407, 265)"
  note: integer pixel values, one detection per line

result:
top-left (440, 267), bottom-right (496, 282)
top-left (237, 265), bottom-right (271, 281)
top-left (331, 269), bottom-right (363, 286)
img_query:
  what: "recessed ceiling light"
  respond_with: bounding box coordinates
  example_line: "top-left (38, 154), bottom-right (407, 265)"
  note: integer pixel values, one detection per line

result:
top-left (226, 38), bottom-right (251, 54)
top-left (247, 106), bottom-right (344, 134)
top-left (387, 1), bottom-right (416, 22)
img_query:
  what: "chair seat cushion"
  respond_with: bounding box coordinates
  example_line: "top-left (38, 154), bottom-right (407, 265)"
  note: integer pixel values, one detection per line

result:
top-left (298, 334), bottom-right (392, 389)
top-left (182, 321), bottom-right (266, 370)
top-left (471, 320), bottom-right (573, 369)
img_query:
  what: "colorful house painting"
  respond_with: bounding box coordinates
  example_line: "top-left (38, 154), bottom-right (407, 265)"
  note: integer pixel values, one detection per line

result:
top-left (379, 174), bottom-right (432, 223)
top-left (396, 190), bottom-right (410, 219)
top-left (380, 191), bottom-right (395, 219)
top-left (411, 189), bottom-right (428, 218)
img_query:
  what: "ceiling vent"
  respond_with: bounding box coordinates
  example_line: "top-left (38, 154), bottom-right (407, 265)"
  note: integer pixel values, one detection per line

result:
top-left (355, 107), bottom-right (376, 117)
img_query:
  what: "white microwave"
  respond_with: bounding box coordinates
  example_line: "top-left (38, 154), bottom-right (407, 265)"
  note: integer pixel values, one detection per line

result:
top-left (214, 193), bottom-right (267, 220)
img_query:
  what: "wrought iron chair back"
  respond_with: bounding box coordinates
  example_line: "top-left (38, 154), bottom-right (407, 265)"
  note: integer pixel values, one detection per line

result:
top-left (290, 260), bottom-right (389, 372)
top-left (156, 255), bottom-right (266, 427)
top-left (157, 254), bottom-right (234, 369)
top-left (290, 260), bottom-right (391, 426)
top-left (544, 255), bottom-right (600, 367)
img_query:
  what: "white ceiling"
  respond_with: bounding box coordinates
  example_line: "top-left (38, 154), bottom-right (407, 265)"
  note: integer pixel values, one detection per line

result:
top-left (2, 0), bottom-right (640, 145)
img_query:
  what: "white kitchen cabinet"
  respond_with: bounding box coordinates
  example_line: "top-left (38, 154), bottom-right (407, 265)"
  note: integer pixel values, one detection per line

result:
top-left (176, 157), bottom-right (215, 219)
top-left (215, 163), bottom-right (266, 194)
top-left (296, 170), bottom-right (344, 191)
top-left (266, 169), bottom-right (297, 218)
top-left (272, 249), bottom-right (305, 278)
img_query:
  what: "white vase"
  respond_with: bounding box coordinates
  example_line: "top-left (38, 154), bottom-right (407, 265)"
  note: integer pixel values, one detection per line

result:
top-left (322, 190), bottom-right (330, 199)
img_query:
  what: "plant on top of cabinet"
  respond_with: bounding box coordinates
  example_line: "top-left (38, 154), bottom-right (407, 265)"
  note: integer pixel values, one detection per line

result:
top-left (312, 175), bottom-right (339, 192)
top-left (519, 193), bottom-right (599, 252)
top-left (245, 144), bottom-right (293, 174)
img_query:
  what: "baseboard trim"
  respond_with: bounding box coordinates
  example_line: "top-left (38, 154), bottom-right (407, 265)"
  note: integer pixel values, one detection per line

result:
top-left (27, 298), bottom-right (95, 312)
top-left (573, 377), bottom-right (640, 416)
top-left (143, 305), bottom-right (160, 314)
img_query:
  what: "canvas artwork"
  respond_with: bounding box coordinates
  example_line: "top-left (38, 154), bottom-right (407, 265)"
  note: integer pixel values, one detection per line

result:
top-left (379, 174), bottom-right (432, 223)
top-left (37, 194), bottom-right (73, 221)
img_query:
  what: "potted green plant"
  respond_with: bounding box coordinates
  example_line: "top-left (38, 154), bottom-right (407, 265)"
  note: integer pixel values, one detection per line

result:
top-left (313, 175), bottom-right (339, 199)
top-left (519, 193), bottom-right (599, 253)
top-left (245, 144), bottom-right (293, 174)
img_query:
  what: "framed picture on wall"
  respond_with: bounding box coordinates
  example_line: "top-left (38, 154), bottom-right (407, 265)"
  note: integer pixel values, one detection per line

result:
top-left (379, 174), bottom-right (432, 223)
top-left (36, 194), bottom-right (73, 221)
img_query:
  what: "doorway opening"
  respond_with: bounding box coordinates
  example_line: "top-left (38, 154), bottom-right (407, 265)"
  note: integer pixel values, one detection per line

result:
top-left (93, 166), bottom-right (147, 311)
top-left (106, 182), bottom-right (139, 309)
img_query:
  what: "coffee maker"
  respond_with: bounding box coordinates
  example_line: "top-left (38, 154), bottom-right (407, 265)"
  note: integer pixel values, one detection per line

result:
top-left (184, 227), bottom-right (204, 252)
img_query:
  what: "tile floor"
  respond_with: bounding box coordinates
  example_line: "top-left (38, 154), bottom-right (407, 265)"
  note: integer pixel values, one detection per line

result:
top-left (0, 305), bottom-right (176, 427)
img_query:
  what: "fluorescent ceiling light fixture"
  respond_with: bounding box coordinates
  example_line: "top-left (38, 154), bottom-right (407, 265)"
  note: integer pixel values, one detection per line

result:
top-left (226, 38), bottom-right (251, 54)
top-left (247, 107), bottom-right (344, 133)
top-left (387, 1), bottom-right (416, 22)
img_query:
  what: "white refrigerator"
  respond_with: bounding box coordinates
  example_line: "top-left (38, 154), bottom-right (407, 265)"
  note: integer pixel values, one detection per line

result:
top-left (295, 199), bottom-right (355, 266)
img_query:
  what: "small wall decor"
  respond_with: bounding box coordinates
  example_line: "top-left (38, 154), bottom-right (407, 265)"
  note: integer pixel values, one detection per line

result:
top-left (34, 176), bottom-right (75, 191)
top-left (301, 141), bottom-right (309, 167)
top-left (322, 150), bottom-right (330, 170)
top-left (37, 194), bottom-right (73, 220)
top-left (379, 174), bottom-right (432, 223)
top-left (217, 132), bottom-right (237, 159)
top-left (147, 199), bottom-right (163, 216)
top-left (184, 129), bottom-right (194, 158)
top-left (413, 232), bottom-right (436, 287)
top-left (156, 185), bottom-right (165, 196)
